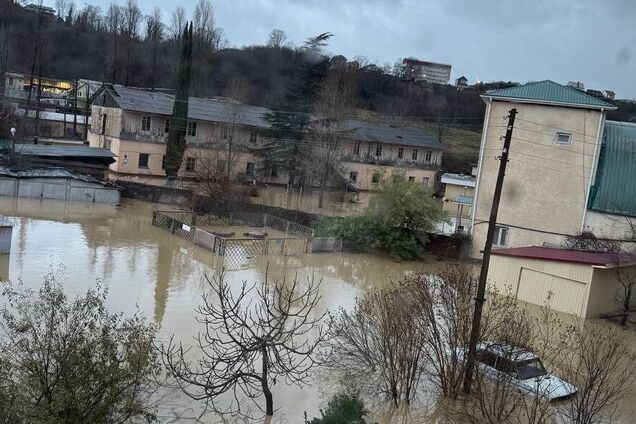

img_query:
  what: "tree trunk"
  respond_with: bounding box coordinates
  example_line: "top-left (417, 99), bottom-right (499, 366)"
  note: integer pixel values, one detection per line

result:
top-left (261, 347), bottom-right (273, 417)
top-left (621, 285), bottom-right (633, 326)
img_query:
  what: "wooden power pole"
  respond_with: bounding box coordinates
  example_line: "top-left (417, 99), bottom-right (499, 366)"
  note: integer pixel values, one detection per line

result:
top-left (463, 107), bottom-right (517, 393)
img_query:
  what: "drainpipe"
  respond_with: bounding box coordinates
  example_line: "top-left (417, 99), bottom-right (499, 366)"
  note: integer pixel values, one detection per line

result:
top-left (469, 99), bottom-right (492, 235)
top-left (581, 109), bottom-right (605, 232)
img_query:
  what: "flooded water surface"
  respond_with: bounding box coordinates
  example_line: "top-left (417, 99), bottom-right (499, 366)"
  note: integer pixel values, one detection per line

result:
top-left (0, 197), bottom-right (441, 422)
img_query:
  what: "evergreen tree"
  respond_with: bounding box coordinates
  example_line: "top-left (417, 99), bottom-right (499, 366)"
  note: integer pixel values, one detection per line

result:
top-left (165, 22), bottom-right (193, 179)
top-left (256, 33), bottom-right (333, 187)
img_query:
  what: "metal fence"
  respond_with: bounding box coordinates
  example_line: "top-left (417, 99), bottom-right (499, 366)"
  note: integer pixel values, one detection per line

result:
top-left (151, 210), bottom-right (314, 261)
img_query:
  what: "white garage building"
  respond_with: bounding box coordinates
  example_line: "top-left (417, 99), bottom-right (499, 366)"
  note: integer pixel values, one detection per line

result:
top-left (488, 246), bottom-right (636, 318)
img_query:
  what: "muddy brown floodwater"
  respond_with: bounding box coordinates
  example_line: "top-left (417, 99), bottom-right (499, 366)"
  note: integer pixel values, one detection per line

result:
top-left (0, 197), bottom-right (450, 423)
top-left (2, 197), bottom-right (635, 424)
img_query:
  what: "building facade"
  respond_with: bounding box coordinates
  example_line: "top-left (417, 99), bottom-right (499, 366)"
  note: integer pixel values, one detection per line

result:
top-left (87, 84), bottom-right (445, 191)
top-left (402, 58), bottom-right (452, 85)
top-left (441, 172), bottom-right (475, 233)
top-left (469, 80), bottom-right (636, 257)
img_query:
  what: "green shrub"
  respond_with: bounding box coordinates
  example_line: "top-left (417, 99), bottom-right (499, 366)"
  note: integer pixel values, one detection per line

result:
top-left (307, 392), bottom-right (367, 424)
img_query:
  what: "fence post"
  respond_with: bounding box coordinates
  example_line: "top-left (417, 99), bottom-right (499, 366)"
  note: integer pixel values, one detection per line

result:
top-left (152, 211), bottom-right (156, 226)
top-left (263, 214), bottom-right (267, 228)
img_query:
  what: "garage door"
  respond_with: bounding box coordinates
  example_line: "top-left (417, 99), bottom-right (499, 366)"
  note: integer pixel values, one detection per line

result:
top-left (517, 268), bottom-right (588, 316)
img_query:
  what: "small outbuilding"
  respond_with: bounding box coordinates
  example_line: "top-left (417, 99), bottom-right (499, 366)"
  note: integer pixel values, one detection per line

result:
top-left (488, 246), bottom-right (636, 318)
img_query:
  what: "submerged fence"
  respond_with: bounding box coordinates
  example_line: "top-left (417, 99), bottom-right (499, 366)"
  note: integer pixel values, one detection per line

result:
top-left (151, 210), bottom-right (325, 262)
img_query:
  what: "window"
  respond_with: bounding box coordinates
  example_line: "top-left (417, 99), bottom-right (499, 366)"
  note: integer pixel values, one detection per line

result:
top-left (141, 115), bottom-right (151, 131)
top-left (372, 172), bottom-right (380, 184)
top-left (164, 119), bottom-right (170, 133)
top-left (100, 114), bottom-right (107, 135)
top-left (138, 153), bottom-right (149, 168)
top-left (494, 226), bottom-right (509, 246)
top-left (185, 157), bottom-right (196, 172)
top-left (408, 176), bottom-right (415, 182)
top-left (270, 166), bottom-right (278, 178)
top-left (398, 147), bottom-right (404, 159)
top-left (249, 131), bottom-right (258, 144)
top-left (161, 155), bottom-right (166, 170)
top-left (353, 141), bottom-right (361, 156)
top-left (422, 177), bottom-right (429, 186)
top-left (187, 121), bottom-right (197, 137)
top-left (555, 132), bottom-right (572, 145)
top-left (375, 144), bottom-right (382, 157)
top-left (349, 171), bottom-right (358, 182)
top-left (246, 162), bottom-right (255, 177)
top-left (425, 150), bottom-right (432, 162)
top-left (412, 149), bottom-right (418, 160)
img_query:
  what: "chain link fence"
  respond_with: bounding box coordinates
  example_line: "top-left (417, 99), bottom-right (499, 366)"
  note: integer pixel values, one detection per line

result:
top-left (152, 211), bottom-right (318, 264)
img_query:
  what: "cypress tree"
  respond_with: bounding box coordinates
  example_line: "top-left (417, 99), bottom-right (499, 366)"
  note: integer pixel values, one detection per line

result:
top-left (165, 22), bottom-right (193, 179)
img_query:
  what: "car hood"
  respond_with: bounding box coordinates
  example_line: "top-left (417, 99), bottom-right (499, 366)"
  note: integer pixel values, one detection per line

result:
top-left (518, 374), bottom-right (577, 400)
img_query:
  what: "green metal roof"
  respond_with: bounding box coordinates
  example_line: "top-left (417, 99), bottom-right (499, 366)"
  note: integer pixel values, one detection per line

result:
top-left (483, 80), bottom-right (615, 110)
top-left (588, 121), bottom-right (636, 217)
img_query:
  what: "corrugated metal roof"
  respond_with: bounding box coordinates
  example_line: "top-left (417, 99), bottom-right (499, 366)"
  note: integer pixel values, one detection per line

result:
top-left (104, 85), bottom-right (445, 149)
top-left (455, 194), bottom-right (473, 205)
top-left (441, 172), bottom-right (476, 187)
top-left (15, 144), bottom-right (116, 158)
top-left (588, 121), bottom-right (636, 216)
top-left (483, 80), bottom-right (615, 110)
top-left (0, 166), bottom-right (119, 187)
top-left (492, 246), bottom-right (636, 266)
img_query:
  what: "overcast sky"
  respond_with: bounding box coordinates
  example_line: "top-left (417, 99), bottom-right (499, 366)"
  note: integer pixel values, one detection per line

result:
top-left (57, 0), bottom-right (636, 98)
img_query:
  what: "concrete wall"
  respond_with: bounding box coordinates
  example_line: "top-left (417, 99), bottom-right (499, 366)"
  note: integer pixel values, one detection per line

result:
top-left (471, 100), bottom-right (605, 257)
top-left (0, 177), bottom-right (121, 204)
top-left (342, 161), bottom-right (438, 191)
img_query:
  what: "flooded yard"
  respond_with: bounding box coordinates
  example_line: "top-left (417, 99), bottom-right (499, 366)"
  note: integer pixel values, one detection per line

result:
top-left (0, 196), bottom-right (443, 422)
top-left (1, 196), bottom-right (635, 423)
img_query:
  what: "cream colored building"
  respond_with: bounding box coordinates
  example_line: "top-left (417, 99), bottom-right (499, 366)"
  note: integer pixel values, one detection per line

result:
top-left (488, 246), bottom-right (636, 318)
top-left (469, 80), bottom-right (630, 257)
top-left (87, 84), bottom-right (445, 191)
top-left (440, 172), bottom-right (475, 233)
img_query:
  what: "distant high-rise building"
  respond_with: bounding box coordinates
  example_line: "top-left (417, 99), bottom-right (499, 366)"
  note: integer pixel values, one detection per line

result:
top-left (402, 58), bottom-right (452, 85)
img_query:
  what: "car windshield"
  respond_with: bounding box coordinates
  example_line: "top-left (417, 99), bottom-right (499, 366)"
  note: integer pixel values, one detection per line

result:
top-left (517, 358), bottom-right (547, 380)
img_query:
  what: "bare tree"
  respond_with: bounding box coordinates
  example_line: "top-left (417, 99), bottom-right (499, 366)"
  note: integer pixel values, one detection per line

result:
top-left (557, 322), bottom-right (635, 424)
top-left (191, 0), bottom-right (225, 95)
top-left (162, 272), bottom-right (327, 420)
top-left (169, 5), bottom-right (186, 40)
top-left (122, 0), bottom-right (141, 86)
top-left (307, 61), bottom-right (356, 208)
top-left (329, 284), bottom-right (428, 407)
top-left (220, 76), bottom-right (248, 181)
top-left (105, 2), bottom-right (123, 82)
top-left (145, 7), bottom-right (164, 90)
top-left (266, 29), bottom-right (287, 48)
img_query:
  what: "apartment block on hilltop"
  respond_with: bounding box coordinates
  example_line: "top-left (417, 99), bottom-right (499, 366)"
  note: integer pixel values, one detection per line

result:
top-left (87, 84), bottom-right (445, 190)
top-left (469, 80), bottom-right (636, 257)
top-left (402, 58), bottom-right (452, 85)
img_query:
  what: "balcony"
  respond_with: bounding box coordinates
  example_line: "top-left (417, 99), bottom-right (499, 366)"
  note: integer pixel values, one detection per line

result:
top-left (341, 154), bottom-right (439, 170)
top-left (119, 130), bottom-right (167, 144)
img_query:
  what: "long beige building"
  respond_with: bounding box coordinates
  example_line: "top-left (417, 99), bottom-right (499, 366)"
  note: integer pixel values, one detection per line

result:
top-left (87, 84), bottom-right (445, 191)
top-left (470, 80), bottom-right (636, 257)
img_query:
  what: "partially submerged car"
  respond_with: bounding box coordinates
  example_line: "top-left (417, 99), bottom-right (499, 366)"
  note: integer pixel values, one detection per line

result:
top-left (454, 342), bottom-right (577, 401)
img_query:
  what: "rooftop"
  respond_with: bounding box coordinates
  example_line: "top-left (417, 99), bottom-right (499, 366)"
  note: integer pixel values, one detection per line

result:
top-left (491, 246), bottom-right (636, 267)
top-left (441, 172), bottom-right (476, 187)
top-left (98, 84), bottom-right (446, 149)
top-left (15, 144), bottom-right (116, 159)
top-left (482, 80), bottom-right (616, 110)
top-left (0, 166), bottom-right (117, 186)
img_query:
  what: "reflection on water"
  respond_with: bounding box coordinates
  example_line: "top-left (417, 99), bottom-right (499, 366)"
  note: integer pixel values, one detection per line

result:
top-left (0, 196), bottom-right (438, 422)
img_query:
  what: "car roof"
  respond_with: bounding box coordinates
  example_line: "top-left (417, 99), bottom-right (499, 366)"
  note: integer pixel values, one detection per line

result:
top-left (477, 341), bottom-right (538, 362)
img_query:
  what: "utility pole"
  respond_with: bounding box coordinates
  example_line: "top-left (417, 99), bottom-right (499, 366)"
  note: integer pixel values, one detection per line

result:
top-left (462, 107), bottom-right (517, 393)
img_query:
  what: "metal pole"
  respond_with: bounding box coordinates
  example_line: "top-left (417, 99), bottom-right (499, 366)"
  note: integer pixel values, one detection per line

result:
top-left (463, 107), bottom-right (517, 393)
